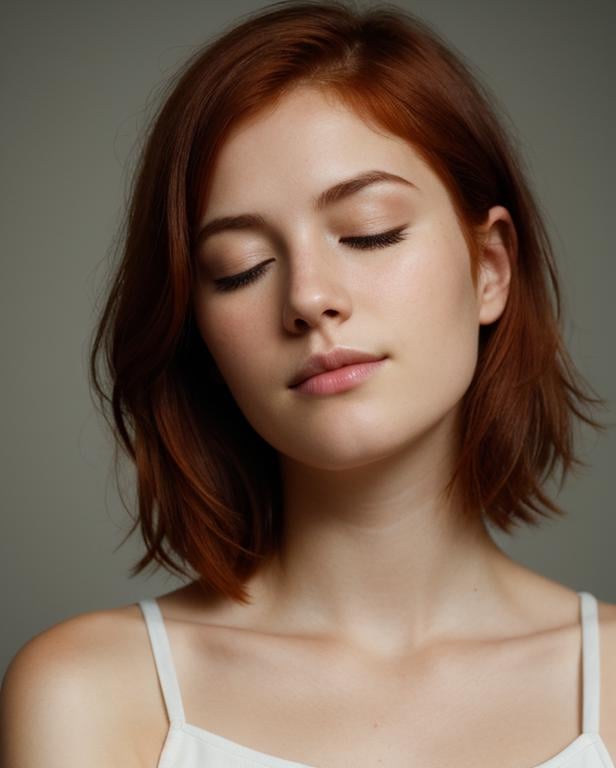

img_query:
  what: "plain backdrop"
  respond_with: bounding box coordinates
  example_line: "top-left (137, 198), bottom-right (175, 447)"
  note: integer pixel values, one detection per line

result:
top-left (1, 0), bottom-right (614, 678)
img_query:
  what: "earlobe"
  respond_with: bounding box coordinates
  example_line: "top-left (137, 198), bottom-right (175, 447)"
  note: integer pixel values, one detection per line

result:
top-left (477, 206), bottom-right (517, 326)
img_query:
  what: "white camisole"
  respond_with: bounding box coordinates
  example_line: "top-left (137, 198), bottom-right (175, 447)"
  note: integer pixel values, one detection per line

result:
top-left (138, 590), bottom-right (614, 767)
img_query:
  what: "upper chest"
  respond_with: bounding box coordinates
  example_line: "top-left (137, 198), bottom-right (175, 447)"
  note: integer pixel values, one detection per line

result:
top-left (125, 614), bottom-right (598, 768)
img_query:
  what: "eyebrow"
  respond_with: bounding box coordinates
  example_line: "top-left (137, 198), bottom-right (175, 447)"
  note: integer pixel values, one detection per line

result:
top-left (194, 169), bottom-right (418, 248)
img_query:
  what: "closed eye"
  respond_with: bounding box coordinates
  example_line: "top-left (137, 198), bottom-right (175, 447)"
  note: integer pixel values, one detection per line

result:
top-left (212, 226), bottom-right (408, 292)
top-left (339, 226), bottom-right (408, 249)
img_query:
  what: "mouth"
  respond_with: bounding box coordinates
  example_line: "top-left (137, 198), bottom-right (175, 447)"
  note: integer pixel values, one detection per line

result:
top-left (289, 357), bottom-right (388, 395)
top-left (288, 346), bottom-right (387, 389)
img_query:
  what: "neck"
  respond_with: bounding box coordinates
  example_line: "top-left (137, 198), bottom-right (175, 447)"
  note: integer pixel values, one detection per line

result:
top-left (250, 420), bottom-right (514, 659)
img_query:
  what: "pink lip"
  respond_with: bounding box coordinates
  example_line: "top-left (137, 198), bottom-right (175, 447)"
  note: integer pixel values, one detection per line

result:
top-left (290, 358), bottom-right (387, 395)
top-left (288, 346), bottom-right (387, 388)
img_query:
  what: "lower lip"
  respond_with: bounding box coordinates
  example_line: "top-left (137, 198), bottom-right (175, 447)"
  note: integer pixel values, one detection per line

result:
top-left (290, 358), bottom-right (387, 395)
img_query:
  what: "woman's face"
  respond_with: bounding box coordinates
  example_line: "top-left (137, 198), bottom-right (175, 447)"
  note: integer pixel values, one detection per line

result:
top-left (192, 86), bottom-right (510, 470)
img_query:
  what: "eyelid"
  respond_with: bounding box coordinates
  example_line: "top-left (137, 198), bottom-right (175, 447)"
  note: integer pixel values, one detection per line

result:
top-left (340, 225), bottom-right (408, 247)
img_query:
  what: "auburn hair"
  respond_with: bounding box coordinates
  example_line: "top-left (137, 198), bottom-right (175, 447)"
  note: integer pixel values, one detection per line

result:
top-left (89, 0), bottom-right (609, 604)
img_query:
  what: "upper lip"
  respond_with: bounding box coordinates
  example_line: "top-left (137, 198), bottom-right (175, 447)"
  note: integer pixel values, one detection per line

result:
top-left (288, 347), bottom-right (386, 387)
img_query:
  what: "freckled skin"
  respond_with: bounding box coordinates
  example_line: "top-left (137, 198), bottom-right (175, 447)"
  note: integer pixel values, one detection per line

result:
top-left (191, 84), bottom-right (523, 654)
top-left (193, 86), bottom-right (510, 471)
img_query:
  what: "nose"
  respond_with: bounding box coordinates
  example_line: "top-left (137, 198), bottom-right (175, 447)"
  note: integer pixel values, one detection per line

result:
top-left (281, 259), bottom-right (352, 334)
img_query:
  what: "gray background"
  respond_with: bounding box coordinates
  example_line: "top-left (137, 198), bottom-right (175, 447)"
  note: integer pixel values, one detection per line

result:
top-left (1, 0), bottom-right (614, 678)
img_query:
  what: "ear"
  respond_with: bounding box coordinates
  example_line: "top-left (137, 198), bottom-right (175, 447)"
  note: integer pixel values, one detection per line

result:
top-left (475, 205), bottom-right (517, 326)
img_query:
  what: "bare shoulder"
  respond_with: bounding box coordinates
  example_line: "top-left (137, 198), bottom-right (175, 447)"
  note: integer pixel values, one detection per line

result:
top-left (0, 604), bottom-right (149, 768)
top-left (597, 598), bottom-right (616, 756)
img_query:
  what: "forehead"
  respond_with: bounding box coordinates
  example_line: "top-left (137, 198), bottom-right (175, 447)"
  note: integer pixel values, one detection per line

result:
top-left (201, 86), bottom-right (440, 216)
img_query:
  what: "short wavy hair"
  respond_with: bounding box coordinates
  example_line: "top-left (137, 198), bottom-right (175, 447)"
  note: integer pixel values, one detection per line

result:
top-left (89, 0), bottom-right (609, 604)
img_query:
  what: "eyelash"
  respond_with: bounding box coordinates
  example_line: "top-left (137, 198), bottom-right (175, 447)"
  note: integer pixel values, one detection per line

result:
top-left (212, 227), bottom-right (408, 293)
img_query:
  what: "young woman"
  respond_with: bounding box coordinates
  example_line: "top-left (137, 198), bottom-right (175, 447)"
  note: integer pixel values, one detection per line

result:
top-left (2, 1), bottom-right (614, 767)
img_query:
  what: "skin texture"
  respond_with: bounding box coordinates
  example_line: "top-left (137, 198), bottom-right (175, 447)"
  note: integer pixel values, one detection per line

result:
top-left (191, 84), bottom-right (525, 657)
top-left (2, 84), bottom-right (616, 768)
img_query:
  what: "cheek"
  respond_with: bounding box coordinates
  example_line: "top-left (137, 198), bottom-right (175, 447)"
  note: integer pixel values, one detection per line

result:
top-left (193, 296), bottom-right (276, 394)
top-left (382, 232), bottom-right (480, 401)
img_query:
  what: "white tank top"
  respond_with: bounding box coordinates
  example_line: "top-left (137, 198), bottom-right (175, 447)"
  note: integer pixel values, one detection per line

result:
top-left (138, 590), bottom-right (614, 768)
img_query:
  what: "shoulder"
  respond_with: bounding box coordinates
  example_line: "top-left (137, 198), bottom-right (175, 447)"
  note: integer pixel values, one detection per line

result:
top-left (0, 604), bottom-right (147, 768)
top-left (597, 598), bottom-right (616, 755)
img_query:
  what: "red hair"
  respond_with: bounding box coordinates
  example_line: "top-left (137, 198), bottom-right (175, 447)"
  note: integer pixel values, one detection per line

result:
top-left (89, 0), bottom-right (609, 604)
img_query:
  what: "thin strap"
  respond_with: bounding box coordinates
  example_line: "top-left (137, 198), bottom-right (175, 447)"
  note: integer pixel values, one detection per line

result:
top-left (578, 591), bottom-right (601, 733)
top-left (138, 598), bottom-right (186, 725)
